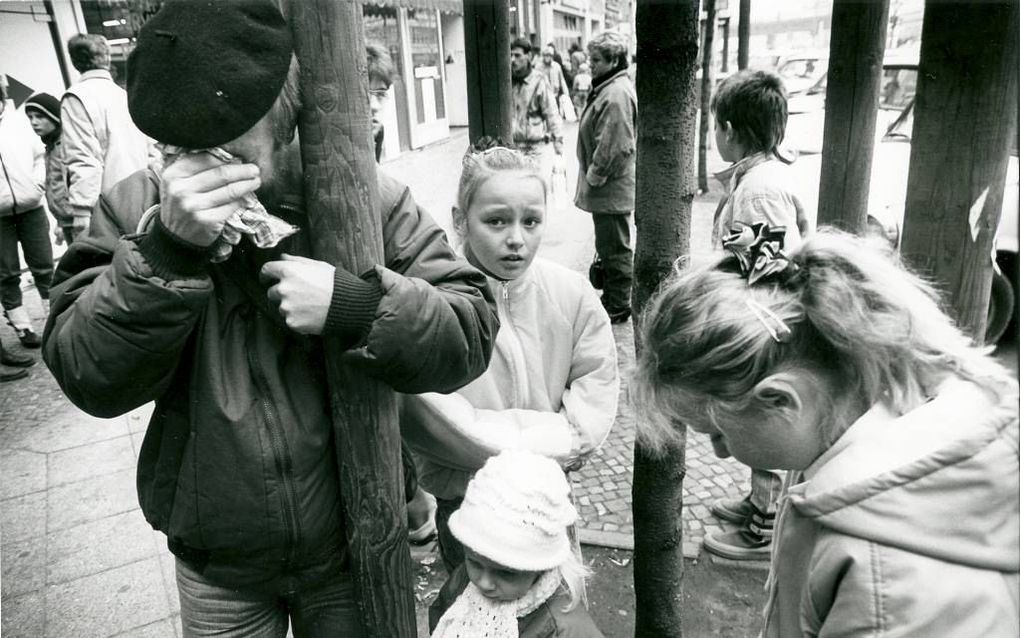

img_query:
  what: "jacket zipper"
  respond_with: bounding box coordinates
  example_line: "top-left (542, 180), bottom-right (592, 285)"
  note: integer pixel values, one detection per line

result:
top-left (246, 319), bottom-right (302, 566)
top-left (500, 281), bottom-right (530, 407)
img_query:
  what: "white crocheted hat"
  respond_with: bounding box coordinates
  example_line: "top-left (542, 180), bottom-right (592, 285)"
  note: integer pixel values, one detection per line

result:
top-left (449, 449), bottom-right (577, 572)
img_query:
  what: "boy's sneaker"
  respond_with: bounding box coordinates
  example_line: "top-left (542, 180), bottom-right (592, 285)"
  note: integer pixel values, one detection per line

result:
top-left (703, 503), bottom-right (774, 561)
top-left (1, 348), bottom-right (34, 368)
top-left (711, 495), bottom-right (755, 524)
top-left (12, 327), bottom-right (41, 349)
top-left (5, 307), bottom-right (41, 348)
top-left (1, 366), bottom-right (29, 383)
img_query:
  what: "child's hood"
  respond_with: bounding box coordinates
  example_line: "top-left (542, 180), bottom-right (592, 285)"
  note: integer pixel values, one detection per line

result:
top-left (786, 377), bottom-right (1019, 573)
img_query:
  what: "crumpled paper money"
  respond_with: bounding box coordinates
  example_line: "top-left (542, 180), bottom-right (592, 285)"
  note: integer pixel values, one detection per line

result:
top-left (159, 144), bottom-right (299, 262)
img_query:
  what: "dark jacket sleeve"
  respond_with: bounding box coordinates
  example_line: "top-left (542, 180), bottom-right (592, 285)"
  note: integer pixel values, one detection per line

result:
top-left (343, 172), bottom-right (498, 394)
top-left (42, 171), bottom-right (213, 418)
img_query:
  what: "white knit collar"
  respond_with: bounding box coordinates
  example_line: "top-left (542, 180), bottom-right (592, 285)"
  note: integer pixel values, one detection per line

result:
top-left (432, 569), bottom-right (562, 637)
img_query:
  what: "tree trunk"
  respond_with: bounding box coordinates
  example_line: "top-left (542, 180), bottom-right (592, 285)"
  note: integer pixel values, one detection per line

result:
top-left (464, 0), bottom-right (513, 142)
top-left (737, 0), bottom-right (750, 70)
top-left (900, 0), bottom-right (1018, 342)
top-left (286, 2), bottom-right (416, 636)
top-left (816, 0), bottom-right (889, 234)
top-left (632, 0), bottom-right (699, 635)
top-left (721, 18), bottom-right (730, 73)
top-left (697, 0), bottom-right (716, 193)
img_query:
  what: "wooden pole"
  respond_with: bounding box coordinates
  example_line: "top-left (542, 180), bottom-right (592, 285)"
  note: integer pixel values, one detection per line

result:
top-left (697, 0), bottom-right (716, 193)
top-left (815, 0), bottom-right (889, 234)
top-left (900, 0), bottom-right (1018, 342)
top-left (720, 17), bottom-right (729, 73)
top-left (737, 0), bottom-right (750, 70)
top-left (464, 0), bottom-right (513, 142)
top-left (285, 1), bottom-right (416, 635)
top-left (632, 0), bottom-right (699, 635)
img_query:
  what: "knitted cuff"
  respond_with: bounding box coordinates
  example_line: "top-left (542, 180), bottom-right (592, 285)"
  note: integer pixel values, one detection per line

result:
top-left (323, 266), bottom-right (382, 343)
top-left (137, 214), bottom-right (210, 279)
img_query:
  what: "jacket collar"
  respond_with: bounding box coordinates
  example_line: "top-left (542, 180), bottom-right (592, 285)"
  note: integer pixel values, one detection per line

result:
top-left (589, 69), bottom-right (629, 99)
top-left (79, 69), bottom-right (114, 82)
top-left (713, 152), bottom-right (772, 195)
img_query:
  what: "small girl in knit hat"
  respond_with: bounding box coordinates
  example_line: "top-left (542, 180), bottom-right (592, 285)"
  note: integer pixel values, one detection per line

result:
top-left (429, 449), bottom-right (604, 637)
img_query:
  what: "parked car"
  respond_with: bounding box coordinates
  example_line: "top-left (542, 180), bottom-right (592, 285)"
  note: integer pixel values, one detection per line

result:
top-left (774, 50), bottom-right (829, 94)
top-left (788, 100), bottom-right (1019, 344)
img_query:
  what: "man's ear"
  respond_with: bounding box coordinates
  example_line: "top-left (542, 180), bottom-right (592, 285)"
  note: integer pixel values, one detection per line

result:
top-left (751, 372), bottom-right (805, 419)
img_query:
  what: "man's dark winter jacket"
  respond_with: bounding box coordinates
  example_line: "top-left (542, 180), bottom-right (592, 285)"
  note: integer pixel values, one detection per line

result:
top-left (43, 166), bottom-right (498, 589)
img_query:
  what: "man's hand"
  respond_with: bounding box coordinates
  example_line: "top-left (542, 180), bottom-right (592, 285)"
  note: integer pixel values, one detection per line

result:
top-left (553, 139), bottom-right (564, 155)
top-left (260, 254), bottom-right (335, 335)
top-left (160, 153), bottom-right (261, 247)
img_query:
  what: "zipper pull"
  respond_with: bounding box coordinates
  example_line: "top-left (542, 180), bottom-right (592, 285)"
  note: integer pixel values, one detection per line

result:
top-left (501, 281), bottom-right (509, 301)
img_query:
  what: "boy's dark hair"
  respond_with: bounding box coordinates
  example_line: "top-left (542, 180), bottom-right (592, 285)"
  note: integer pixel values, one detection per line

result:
top-left (711, 70), bottom-right (788, 156)
top-left (511, 37), bottom-right (533, 54)
top-left (366, 43), bottom-right (397, 87)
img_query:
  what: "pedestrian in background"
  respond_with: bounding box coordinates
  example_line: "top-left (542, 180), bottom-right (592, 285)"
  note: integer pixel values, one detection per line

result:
top-left (61, 33), bottom-right (151, 238)
top-left (24, 92), bottom-right (73, 246)
top-left (539, 44), bottom-right (571, 117)
top-left (574, 31), bottom-right (637, 325)
top-left (366, 43), bottom-right (397, 163)
top-left (572, 62), bottom-right (592, 115)
top-left (634, 229), bottom-right (1019, 637)
top-left (510, 37), bottom-right (564, 178)
top-left (429, 450), bottom-right (605, 637)
top-left (0, 91), bottom-right (52, 348)
top-left (402, 139), bottom-right (618, 571)
top-left (702, 70), bottom-right (809, 561)
top-left (44, 1), bottom-right (498, 635)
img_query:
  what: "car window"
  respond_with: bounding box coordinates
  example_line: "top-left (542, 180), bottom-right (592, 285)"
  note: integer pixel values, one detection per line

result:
top-left (879, 67), bottom-right (918, 110)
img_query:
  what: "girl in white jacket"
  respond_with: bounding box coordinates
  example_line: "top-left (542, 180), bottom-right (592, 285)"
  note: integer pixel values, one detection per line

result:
top-left (402, 140), bottom-right (619, 570)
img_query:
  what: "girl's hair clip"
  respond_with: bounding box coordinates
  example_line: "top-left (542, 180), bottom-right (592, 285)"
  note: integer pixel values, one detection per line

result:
top-left (746, 299), bottom-right (792, 343)
top-left (722, 222), bottom-right (799, 285)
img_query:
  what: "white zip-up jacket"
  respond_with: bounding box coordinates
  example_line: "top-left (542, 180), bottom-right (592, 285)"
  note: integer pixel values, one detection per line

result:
top-left (0, 100), bottom-right (45, 216)
top-left (61, 70), bottom-right (151, 219)
top-left (402, 257), bottom-right (619, 500)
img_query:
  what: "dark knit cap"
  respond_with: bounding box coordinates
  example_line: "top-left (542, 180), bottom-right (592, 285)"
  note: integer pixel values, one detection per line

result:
top-left (24, 92), bottom-right (61, 124)
top-left (127, 0), bottom-right (293, 148)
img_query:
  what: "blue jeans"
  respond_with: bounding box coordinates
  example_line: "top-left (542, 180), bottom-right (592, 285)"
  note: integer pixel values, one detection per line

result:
top-left (175, 559), bottom-right (365, 638)
top-left (0, 206), bottom-right (53, 310)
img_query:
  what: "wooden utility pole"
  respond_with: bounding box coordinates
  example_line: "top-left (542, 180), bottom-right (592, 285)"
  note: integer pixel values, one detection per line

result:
top-left (286, 1), bottom-right (416, 636)
top-left (632, 0), bottom-right (699, 635)
top-left (697, 0), bottom-right (717, 193)
top-left (816, 0), bottom-right (889, 234)
top-left (464, 0), bottom-right (513, 142)
top-left (901, 0), bottom-right (1018, 342)
top-left (737, 0), bottom-right (750, 70)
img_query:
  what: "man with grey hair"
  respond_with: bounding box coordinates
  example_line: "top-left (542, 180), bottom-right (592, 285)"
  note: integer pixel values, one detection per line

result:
top-left (60, 33), bottom-right (151, 240)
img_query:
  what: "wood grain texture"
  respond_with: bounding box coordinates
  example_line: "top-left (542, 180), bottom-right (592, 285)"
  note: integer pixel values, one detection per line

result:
top-left (816, 0), bottom-right (889, 233)
top-left (464, 0), bottom-right (513, 142)
top-left (901, 0), bottom-right (1018, 342)
top-left (286, 1), bottom-right (416, 635)
top-left (633, 1), bottom-right (699, 635)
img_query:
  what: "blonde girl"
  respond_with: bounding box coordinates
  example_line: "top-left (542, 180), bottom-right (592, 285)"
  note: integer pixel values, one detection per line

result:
top-left (634, 226), bottom-right (1018, 637)
top-left (401, 139), bottom-right (619, 571)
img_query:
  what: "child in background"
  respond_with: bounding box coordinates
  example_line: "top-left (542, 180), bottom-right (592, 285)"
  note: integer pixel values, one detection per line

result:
top-left (704, 69), bottom-right (809, 560)
top-left (429, 449), bottom-right (604, 637)
top-left (401, 139), bottom-right (619, 571)
top-left (24, 93), bottom-right (73, 246)
top-left (634, 228), bottom-right (1019, 636)
top-left (571, 63), bottom-right (592, 120)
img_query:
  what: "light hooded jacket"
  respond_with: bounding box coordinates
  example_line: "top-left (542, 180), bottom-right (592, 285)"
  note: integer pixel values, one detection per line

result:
top-left (0, 100), bottom-right (45, 216)
top-left (402, 257), bottom-right (619, 501)
top-left (61, 69), bottom-right (151, 220)
top-left (43, 163), bottom-right (498, 589)
top-left (712, 152), bottom-right (807, 249)
top-left (764, 377), bottom-right (1020, 637)
top-left (574, 69), bottom-right (636, 215)
top-left (512, 69), bottom-right (564, 150)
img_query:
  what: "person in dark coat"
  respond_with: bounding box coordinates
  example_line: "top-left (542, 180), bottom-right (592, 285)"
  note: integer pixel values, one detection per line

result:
top-left (42, 1), bottom-right (498, 636)
top-left (573, 32), bottom-right (636, 324)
